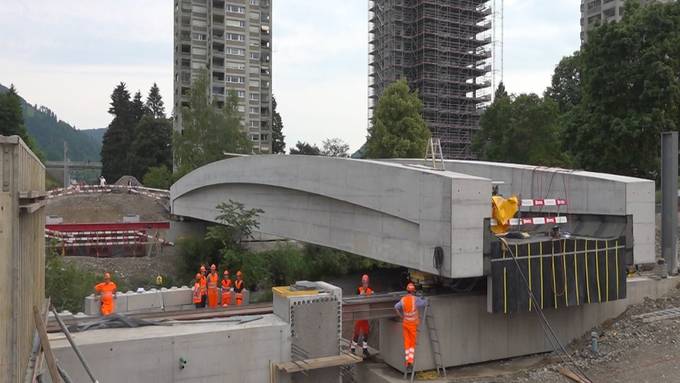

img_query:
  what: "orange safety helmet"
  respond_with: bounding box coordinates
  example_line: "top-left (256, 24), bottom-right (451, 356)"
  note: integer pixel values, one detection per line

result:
top-left (361, 274), bottom-right (369, 283)
top-left (406, 283), bottom-right (416, 293)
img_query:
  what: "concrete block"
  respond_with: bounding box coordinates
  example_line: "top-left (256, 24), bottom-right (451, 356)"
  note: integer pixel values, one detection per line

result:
top-left (161, 287), bottom-right (193, 307)
top-left (126, 290), bottom-right (163, 312)
top-left (83, 295), bottom-right (99, 315)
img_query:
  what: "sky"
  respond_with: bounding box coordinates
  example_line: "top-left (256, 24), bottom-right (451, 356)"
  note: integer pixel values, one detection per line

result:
top-left (0, 0), bottom-right (580, 153)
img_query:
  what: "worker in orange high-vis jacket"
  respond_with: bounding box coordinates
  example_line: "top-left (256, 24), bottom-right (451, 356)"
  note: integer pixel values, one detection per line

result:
top-left (207, 264), bottom-right (219, 308)
top-left (351, 274), bottom-right (374, 357)
top-left (221, 269), bottom-right (233, 307)
top-left (192, 273), bottom-right (203, 308)
top-left (94, 272), bottom-right (117, 316)
top-left (198, 265), bottom-right (208, 308)
top-left (394, 283), bottom-right (427, 373)
top-left (234, 271), bottom-right (245, 305)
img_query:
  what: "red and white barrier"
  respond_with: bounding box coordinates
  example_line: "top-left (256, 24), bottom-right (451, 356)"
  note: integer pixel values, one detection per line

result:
top-left (520, 198), bottom-right (568, 207)
top-left (491, 216), bottom-right (568, 227)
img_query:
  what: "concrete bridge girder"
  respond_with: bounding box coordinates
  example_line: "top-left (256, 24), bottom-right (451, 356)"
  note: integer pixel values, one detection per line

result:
top-left (171, 156), bottom-right (490, 279)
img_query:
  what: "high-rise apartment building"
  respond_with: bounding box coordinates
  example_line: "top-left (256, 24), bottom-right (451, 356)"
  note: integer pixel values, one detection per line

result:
top-left (580, 0), bottom-right (674, 43)
top-left (174, 0), bottom-right (273, 153)
top-left (369, 0), bottom-right (493, 159)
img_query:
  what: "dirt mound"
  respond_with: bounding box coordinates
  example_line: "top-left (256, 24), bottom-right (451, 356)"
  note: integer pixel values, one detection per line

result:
top-left (46, 192), bottom-right (169, 223)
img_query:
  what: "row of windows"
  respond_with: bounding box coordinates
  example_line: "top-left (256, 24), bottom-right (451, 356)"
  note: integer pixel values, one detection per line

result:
top-left (226, 4), bottom-right (245, 13)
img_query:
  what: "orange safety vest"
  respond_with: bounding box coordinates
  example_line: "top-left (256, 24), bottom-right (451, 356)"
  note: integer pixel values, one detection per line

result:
top-left (222, 278), bottom-right (232, 289)
top-left (358, 286), bottom-right (374, 296)
top-left (207, 273), bottom-right (219, 289)
top-left (234, 279), bottom-right (244, 293)
top-left (199, 275), bottom-right (207, 295)
top-left (192, 282), bottom-right (202, 303)
top-left (401, 295), bottom-right (419, 325)
top-left (95, 281), bottom-right (117, 315)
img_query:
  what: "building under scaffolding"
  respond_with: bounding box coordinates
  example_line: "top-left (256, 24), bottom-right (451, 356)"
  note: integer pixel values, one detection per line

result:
top-left (369, 0), bottom-right (493, 159)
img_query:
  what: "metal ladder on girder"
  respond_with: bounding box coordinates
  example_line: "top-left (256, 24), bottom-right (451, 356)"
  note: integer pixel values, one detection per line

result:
top-left (404, 302), bottom-right (446, 382)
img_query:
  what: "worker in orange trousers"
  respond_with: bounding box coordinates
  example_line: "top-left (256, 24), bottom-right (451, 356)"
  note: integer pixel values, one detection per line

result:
top-left (94, 272), bottom-right (117, 316)
top-left (221, 270), bottom-right (233, 307)
top-left (197, 265), bottom-right (207, 308)
top-left (234, 271), bottom-right (245, 305)
top-left (394, 283), bottom-right (427, 373)
top-left (351, 274), bottom-right (374, 357)
top-left (192, 273), bottom-right (203, 308)
top-left (207, 264), bottom-right (220, 308)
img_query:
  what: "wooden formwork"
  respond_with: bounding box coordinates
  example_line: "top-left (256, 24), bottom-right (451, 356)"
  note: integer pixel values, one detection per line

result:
top-left (0, 136), bottom-right (46, 383)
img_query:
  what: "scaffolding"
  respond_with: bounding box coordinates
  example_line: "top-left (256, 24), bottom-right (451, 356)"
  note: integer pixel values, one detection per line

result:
top-left (369, 0), bottom-right (493, 159)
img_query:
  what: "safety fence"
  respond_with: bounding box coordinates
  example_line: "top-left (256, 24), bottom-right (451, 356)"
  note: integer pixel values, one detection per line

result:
top-left (47, 184), bottom-right (169, 201)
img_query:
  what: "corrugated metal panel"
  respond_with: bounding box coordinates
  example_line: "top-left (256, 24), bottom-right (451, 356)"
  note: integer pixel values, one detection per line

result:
top-left (0, 135), bottom-right (45, 383)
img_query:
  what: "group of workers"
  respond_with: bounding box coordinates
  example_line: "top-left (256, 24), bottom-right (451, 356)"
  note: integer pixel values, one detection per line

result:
top-left (352, 274), bottom-right (427, 373)
top-left (94, 268), bottom-right (424, 372)
top-left (192, 264), bottom-right (246, 308)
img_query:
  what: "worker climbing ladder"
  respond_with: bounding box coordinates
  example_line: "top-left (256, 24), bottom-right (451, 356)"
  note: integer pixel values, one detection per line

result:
top-left (405, 302), bottom-right (446, 381)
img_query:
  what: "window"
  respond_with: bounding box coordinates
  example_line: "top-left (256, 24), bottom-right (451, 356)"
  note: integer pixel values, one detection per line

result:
top-left (227, 33), bottom-right (245, 41)
top-left (226, 4), bottom-right (245, 13)
top-left (250, 0), bottom-right (259, 5)
top-left (237, 90), bottom-right (246, 98)
top-left (226, 76), bottom-right (245, 84)
top-left (260, 134), bottom-right (269, 141)
top-left (249, 79), bottom-right (259, 87)
top-left (192, 33), bottom-right (206, 41)
top-left (249, 120), bottom-right (259, 127)
top-left (250, 134), bottom-right (260, 141)
top-left (191, 47), bottom-right (207, 55)
top-left (250, 93), bottom-right (259, 101)
top-left (250, 52), bottom-right (260, 60)
top-left (225, 47), bottom-right (245, 56)
top-left (226, 19), bottom-right (245, 28)
top-left (226, 61), bottom-right (245, 70)
top-left (249, 106), bottom-right (259, 114)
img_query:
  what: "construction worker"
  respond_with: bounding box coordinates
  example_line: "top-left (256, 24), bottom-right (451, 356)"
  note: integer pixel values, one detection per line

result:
top-left (351, 274), bottom-right (373, 357)
top-left (192, 273), bottom-right (203, 308)
top-left (198, 265), bottom-right (207, 308)
top-left (394, 283), bottom-right (427, 373)
top-left (234, 271), bottom-right (245, 306)
top-left (94, 272), bottom-right (117, 316)
top-left (221, 270), bottom-right (233, 307)
top-left (207, 264), bottom-right (219, 308)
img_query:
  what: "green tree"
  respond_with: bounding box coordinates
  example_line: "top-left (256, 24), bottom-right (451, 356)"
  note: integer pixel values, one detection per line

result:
top-left (271, 95), bottom-right (285, 153)
top-left (366, 79), bottom-right (430, 158)
top-left (101, 82), bottom-right (134, 181)
top-left (142, 165), bottom-right (173, 189)
top-left (474, 86), bottom-right (565, 166)
top-left (173, 70), bottom-right (251, 178)
top-left (45, 251), bottom-right (99, 312)
top-left (289, 141), bottom-right (321, 155)
top-left (0, 85), bottom-right (41, 155)
top-left (131, 115), bottom-right (172, 180)
top-left (206, 200), bottom-right (264, 249)
top-left (146, 83), bottom-right (166, 119)
top-left (545, 52), bottom-right (583, 114)
top-left (131, 90), bottom-right (148, 124)
top-left (321, 138), bottom-right (350, 157)
top-left (564, 1), bottom-right (680, 177)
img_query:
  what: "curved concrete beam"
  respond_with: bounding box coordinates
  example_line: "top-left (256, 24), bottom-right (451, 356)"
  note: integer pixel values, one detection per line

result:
top-left (171, 156), bottom-right (491, 278)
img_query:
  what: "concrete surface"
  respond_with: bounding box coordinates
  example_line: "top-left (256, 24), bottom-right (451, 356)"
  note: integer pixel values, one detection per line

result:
top-left (379, 275), bottom-right (679, 373)
top-left (47, 315), bottom-right (291, 383)
top-left (171, 156), bottom-right (491, 278)
top-left (389, 159), bottom-right (656, 265)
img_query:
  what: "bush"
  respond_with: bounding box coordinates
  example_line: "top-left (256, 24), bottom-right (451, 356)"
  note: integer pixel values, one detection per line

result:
top-left (142, 165), bottom-right (173, 189)
top-left (176, 235), bottom-right (222, 281)
top-left (45, 252), bottom-right (100, 313)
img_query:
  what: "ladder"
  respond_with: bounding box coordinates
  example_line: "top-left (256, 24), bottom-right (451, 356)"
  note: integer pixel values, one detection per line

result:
top-left (405, 302), bottom-right (446, 382)
top-left (425, 138), bottom-right (445, 170)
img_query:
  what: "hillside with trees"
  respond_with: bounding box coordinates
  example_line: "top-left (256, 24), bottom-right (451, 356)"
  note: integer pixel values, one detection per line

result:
top-left (0, 83), bottom-right (102, 161)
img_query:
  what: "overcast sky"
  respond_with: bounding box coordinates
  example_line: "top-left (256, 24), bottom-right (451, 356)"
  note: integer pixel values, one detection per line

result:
top-left (0, 0), bottom-right (580, 152)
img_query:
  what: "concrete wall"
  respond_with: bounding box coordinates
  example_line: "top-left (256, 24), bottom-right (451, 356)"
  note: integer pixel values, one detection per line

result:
top-left (48, 316), bottom-right (291, 383)
top-left (389, 159), bottom-right (656, 265)
top-left (379, 276), bottom-right (678, 372)
top-left (0, 136), bottom-right (46, 383)
top-left (83, 287), bottom-right (250, 316)
top-left (171, 156), bottom-right (490, 278)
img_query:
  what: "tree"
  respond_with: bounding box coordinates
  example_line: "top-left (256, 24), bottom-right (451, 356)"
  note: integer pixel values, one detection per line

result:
top-left (366, 79), bottom-right (430, 158)
top-left (206, 200), bottom-right (264, 250)
top-left (101, 82), bottom-right (134, 181)
top-left (131, 115), bottom-right (172, 179)
top-left (271, 95), bottom-right (285, 153)
top-left (473, 86), bottom-right (565, 166)
top-left (173, 70), bottom-right (251, 178)
top-left (0, 85), bottom-right (40, 155)
top-left (289, 141), bottom-right (321, 155)
top-left (321, 138), bottom-right (350, 157)
top-left (545, 52), bottom-right (583, 114)
top-left (563, 1), bottom-right (680, 177)
top-left (142, 165), bottom-right (173, 189)
top-left (131, 90), bottom-right (148, 123)
top-left (146, 83), bottom-right (166, 119)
